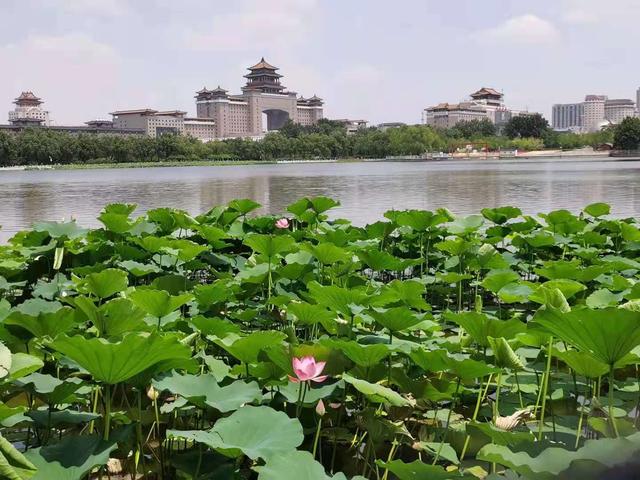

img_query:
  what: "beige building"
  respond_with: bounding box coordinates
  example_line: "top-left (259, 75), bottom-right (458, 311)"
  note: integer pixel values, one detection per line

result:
top-left (8, 91), bottom-right (50, 126)
top-left (423, 88), bottom-right (532, 130)
top-left (195, 58), bottom-right (324, 139)
top-left (423, 101), bottom-right (487, 129)
top-left (604, 98), bottom-right (636, 125)
top-left (110, 109), bottom-right (186, 137)
top-left (184, 117), bottom-right (216, 142)
top-left (334, 119), bottom-right (368, 134)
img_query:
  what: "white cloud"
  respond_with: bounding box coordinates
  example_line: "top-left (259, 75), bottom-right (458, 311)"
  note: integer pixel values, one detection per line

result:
top-left (0, 34), bottom-right (123, 124)
top-left (184, 0), bottom-right (318, 52)
top-left (56, 0), bottom-right (130, 16)
top-left (473, 14), bottom-right (560, 45)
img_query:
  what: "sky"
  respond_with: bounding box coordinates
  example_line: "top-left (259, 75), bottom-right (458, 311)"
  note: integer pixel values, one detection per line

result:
top-left (1, 0), bottom-right (639, 125)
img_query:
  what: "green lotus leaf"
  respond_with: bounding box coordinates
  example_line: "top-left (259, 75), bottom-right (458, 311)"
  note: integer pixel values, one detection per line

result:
top-left (395, 209), bottom-right (450, 231)
top-left (118, 260), bottom-right (161, 276)
top-left (410, 349), bottom-right (499, 379)
top-left (25, 433), bottom-right (122, 480)
top-left (33, 221), bottom-right (87, 240)
top-left (306, 282), bottom-right (369, 316)
top-left (528, 286), bottom-right (570, 312)
top-left (27, 409), bottom-right (100, 428)
top-left (168, 406), bottom-right (303, 460)
top-left (8, 354), bottom-right (43, 380)
top-left (277, 380), bottom-right (342, 405)
top-left (481, 269), bottom-right (520, 293)
top-left (0, 342), bottom-right (11, 379)
top-left (584, 202), bottom-right (611, 218)
top-left (372, 280), bottom-right (430, 311)
top-left (0, 432), bottom-right (36, 480)
top-left (17, 373), bottom-right (84, 404)
top-left (323, 339), bottom-right (390, 367)
top-left (154, 371), bottom-right (261, 412)
top-left (5, 305), bottom-right (79, 339)
top-left (413, 441), bottom-right (459, 465)
top-left (466, 421), bottom-right (535, 448)
top-left (303, 243), bottom-right (350, 265)
top-left (555, 349), bottom-right (610, 379)
top-left (497, 282), bottom-right (534, 304)
top-left (228, 198), bottom-right (261, 214)
top-left (245, 234), bottom-right (296, 258)
top-left (586, 288), bottom-right (623, 308)
top-left (487, 336), bottom-right (524, 370)
top-left (80, 268), bottom-right (128, 299)
top-left (256, 450), bottom-right (356, 480)
top-left (214, 331), bottom-right (286, 364)
top-left (287, 302), bottom-right (335, 326)
top-left (481, 206), bottom-right (522, 225)
top-left (357, 249), bottom-right (419, 272)
top-left (477, 432), bottom-right (640, 480)
top-left (128, 288), bottom-right (193, 319)
top-left (370, 307), bottom-right (425, 333)
top-left (342, 374), bottom-right (410, 406)
top-left (445, 311), bottom-right (525, 347)
top-left (532, 307), bottom-right (640, 367)
top-left (50, 332), bottom-right (191, 384)
top-left (376, 459), bottom-right (469, 479)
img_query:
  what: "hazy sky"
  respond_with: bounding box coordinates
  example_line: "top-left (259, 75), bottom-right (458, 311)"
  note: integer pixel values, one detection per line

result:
top-left (1, 0), bottom-right (639, 125)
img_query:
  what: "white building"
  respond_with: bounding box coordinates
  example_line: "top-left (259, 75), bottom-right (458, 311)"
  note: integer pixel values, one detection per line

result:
top-left (111, 109), bottom-right (186, 137)
top-left (8, 91), bottom-right (50, 126)
top-left (605, 99), bottom-right (636, 125)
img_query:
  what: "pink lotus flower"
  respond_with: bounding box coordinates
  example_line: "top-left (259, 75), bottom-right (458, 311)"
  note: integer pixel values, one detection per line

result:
top-left (316, 399), bottom-right (326, 416)
top-left (289, 356), bottom-right (327, 383)
top-left (275, 218), bottom-right (290, 229)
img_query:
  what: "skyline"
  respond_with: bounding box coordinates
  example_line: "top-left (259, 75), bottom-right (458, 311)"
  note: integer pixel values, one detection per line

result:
top-left (1, 0), bottom-right (639, 125)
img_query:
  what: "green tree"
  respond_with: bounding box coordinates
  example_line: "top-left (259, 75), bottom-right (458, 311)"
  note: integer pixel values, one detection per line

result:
top-left (504, 113), bottom-right (550, 139)
top-left (0, 131), bottom-right (17, 166)
top-left (613, 117), bottom-right (640, 150)
top-left (449, 118), bottom-right (496, 138)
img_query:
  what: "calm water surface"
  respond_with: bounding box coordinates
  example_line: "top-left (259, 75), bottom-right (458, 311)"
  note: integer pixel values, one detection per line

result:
top-left (2, 157), bottom-right (640, 241)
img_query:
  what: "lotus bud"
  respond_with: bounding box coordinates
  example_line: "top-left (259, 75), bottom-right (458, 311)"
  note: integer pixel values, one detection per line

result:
top-left (474, 294), bottom-right (483, 313)
top-left (316, 399), bottom-right (326, 416)
top-left (147, 385), bottom-right (159, 401)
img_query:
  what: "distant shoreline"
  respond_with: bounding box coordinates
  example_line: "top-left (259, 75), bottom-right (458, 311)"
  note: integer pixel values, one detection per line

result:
top-left (0, 149), bottom-right (632, 172)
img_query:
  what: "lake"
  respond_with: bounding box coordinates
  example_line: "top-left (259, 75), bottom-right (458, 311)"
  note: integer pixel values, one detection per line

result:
top-left (2, 157), bottom-right (640, 241)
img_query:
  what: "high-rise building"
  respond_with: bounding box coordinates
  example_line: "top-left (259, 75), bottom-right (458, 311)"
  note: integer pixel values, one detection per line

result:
top-left (8, 91), bottom-right (50, 126)
top-left (604, 99), bottom-right (636, 125)
top-left (583, 95), bottom-right (607, 132)
top-left (195, 58), bottom-right (324, 139)
top-left (552, 103), bottom-right (584, 130)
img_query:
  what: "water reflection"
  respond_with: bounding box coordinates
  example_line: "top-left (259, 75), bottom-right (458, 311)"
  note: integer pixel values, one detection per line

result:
top-left (1, 157), bottom-right (640, 241)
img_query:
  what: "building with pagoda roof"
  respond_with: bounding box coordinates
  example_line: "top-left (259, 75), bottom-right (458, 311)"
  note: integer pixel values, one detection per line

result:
top-left (195, 58), bottom-right (323, 139)
top-left (8, 91), bottom-right (50, 126)
top-left (423, 87), bottom-right (534, 131)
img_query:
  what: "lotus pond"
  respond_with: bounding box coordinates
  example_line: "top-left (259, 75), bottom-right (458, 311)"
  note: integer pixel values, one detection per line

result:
top-left (2, 197), bottom-right (640, 479)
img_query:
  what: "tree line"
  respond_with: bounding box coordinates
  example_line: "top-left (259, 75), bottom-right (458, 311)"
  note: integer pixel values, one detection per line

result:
top-left (0, 115), bottom-right (635, 167)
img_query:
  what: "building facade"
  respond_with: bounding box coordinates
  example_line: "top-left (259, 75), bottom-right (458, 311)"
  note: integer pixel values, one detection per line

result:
top-left (552, 103), bottom-right (585, 130)
top-left (111, 109), bottom-right (186, 137)
top-left (553, 94), bottom-right (638, 132)
top-left (8, 91), bottom-right (50, 126)
top-left (195, 58), bottom-right (324, 139)
top-left (423, 88), bottom-right (533, 130)
top-left (605, 99), bottom-right (636, 125)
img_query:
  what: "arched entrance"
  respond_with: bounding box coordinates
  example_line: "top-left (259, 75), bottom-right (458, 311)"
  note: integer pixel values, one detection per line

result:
top-left (262, 109), bottom-right (289, 132)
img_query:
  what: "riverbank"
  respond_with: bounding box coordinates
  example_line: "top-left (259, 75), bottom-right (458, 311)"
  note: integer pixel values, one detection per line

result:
top-left (0, 148), bottom-right (623, 171)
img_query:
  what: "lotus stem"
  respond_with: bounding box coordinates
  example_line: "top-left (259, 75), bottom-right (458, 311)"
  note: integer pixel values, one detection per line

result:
top-left (537, 336), bottom-right (554, 441)
top-left (461, 373), bottom-right (492, 461)
top-left (312, 417), bottom-right (322, 459)
top-left (103, 384), bottom-right (111, 441)
top-left (609, 368), bottom-right (619, 438)
top-left (433, 378), bottom-right (460, 465)
top-left (381, 438), bottom-right (399, 480)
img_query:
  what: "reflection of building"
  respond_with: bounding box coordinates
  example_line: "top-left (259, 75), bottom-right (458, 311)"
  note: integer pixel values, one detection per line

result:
top-left (195, 58), bottom-right (324, 139)
top-left (8, 91), bottom-right (50, 126)
top-left (553, 94), bottom-right (637, 132)
top-left (423, 88), bottom-right (533, 131)
top-left (334, 119), bottom-right (368, 134)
